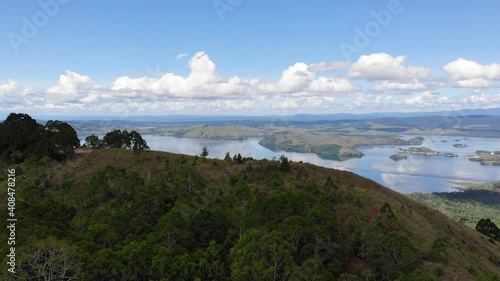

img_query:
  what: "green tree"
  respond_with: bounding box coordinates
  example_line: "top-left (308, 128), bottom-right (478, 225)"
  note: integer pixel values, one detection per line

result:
top-left (199, 240), bottom-right (228, 281)
top-left (476, 218), bottom-right (500, 241)
top-left (0, 113), bottom-right (43, 162)
top-left (120, 240), bottom-right (155, 281)
top-left (130, 130), bottom-right (149, 151)
top-left (290, 259), bottom-right (333, 281)
top-left (231, 228), bottom-right (295, 281)
top-left (152, 209), bottom-right (193, 251)
top-left (86, 248), bottom-right (125, 280)
top-left (200, 146), bottom-right (209, 160)
top-left (103, 129), bottom-right (129, 148)
top-left (233, 153), bottom-right (244, 164)
top-left (224, 151), bottom-right (232, 162)
top-left (279, 155), bottom-right (291, 172)
top-left (45, 120), bottom-right (80, 160)
top-left (84, 135), bottom-right (101, 148)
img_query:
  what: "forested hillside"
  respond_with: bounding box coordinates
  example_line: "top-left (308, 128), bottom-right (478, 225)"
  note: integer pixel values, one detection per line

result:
top-left (0, 113), bottom-right (499, 280)
top-left (0, 147), bottom-right (499, 280)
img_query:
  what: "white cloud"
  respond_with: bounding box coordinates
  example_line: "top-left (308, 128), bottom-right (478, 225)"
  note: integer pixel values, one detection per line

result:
top-left (0, 80), bottom-right (42, 107)
top-left (46, 70), bottom-right (103, 103)
top-left (309, 77), bottom-right (357, 93)
top-left (176, 53), bottom-right (188, 60)
top-left (277, 63), bottom-right (315, 93)
top-left (112, 54), bottom-right (357, 100)
top-left (0, 80), bottom-right (22, 105)
top-left (112, 51), bottom-right (246, 98)
top-left (444, 58), bottom-right (500, 88)
top-left (9, 51), bottom-right (500, 115)
top-left (462, 90), bottom-right (500, 107)
top-left (403, 91), bottom-right (442, 106)
top-left (0, 80), bottom-right (20, 93)
top-left (372, 80), bottom-right (426, 91)
top-left (277, 63), bottom-right (357, 95)
top-left (349, 53), bottom-right (431, 81)
top-left (308, 61), bottom-right (350, 72)
top-left (272, 98), bottom-right (299, 109)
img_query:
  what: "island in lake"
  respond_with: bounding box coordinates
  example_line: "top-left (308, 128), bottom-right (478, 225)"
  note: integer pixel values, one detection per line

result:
top-left (466, 150), bottom-right (500, 166)
top-left (397, 147), bottom-right (458, 157)
top-left (389, 154), bottom-right (408, 161)
top-left (258, 133), bottom-right (425, 161)
top-left (453, 143), bottom-right (469, 148)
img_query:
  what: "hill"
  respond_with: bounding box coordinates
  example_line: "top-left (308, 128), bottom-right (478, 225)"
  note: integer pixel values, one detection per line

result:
top-left (0, 149), bottom-right (499, 280)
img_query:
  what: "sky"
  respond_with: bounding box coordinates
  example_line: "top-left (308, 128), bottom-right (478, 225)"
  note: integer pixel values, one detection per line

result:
top-left (1, 0), bottom-right (500, 117)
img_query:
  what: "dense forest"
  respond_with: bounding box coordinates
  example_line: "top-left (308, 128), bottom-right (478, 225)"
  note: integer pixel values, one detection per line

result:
top-left (0, 114), bottom-right (499, 280)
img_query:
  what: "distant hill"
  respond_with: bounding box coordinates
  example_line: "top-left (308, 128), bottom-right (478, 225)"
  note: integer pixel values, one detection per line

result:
top-left (1, 149), bottom-right (498, 280)
top-left (6, 107), bottom-right (500, 123)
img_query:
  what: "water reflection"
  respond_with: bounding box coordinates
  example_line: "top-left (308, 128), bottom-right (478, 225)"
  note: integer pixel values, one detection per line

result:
top-left (143, 135), bottom-right (500, 194)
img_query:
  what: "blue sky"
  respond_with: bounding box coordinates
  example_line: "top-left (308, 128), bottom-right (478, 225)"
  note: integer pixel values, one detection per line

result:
top-left (1, 0), bottom-right (500, 117)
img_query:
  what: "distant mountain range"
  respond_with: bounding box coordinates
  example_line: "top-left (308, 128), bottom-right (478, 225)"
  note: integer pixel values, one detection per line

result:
top-left (4, 107), bottom-right (498, 123)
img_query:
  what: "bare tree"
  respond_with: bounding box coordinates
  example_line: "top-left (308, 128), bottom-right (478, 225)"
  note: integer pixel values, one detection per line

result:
top-left (17, 237), bottom-right (82, 281)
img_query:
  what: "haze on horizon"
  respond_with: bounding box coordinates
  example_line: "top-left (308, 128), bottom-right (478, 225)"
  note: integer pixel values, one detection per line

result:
top-left (1, 0), bottom-right (500, 117)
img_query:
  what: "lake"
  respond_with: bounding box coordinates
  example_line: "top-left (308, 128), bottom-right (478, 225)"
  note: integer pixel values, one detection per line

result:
top-left (142, 135), bottom-right (500, 194)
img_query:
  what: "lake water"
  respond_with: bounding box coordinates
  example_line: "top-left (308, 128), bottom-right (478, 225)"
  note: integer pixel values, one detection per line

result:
top-left (141, 135), bottom-right (500, 194)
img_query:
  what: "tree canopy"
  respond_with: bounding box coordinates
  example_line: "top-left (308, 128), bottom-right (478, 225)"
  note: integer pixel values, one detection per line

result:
top-left (0, 113), bottom-right (79, 163)
top-left (100, 129), bottom-right (149, 151)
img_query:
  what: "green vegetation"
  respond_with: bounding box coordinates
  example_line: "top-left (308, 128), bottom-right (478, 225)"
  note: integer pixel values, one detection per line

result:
top-left (200, 146), bottom-right (209, 161)
top-left (408, 182), bottom-right (500, 230)
top-left (466, 150), bottom-right (500, 166)
top-left (0, 113), bottom-right (80, 163)
top-left (476, 219), bottom-right (500, 241)
top-left (0, 148), bottom-right (499, 280)
top-left (397, 147), bottom-right (458, 158)
top-left (91, 129), bottom-right (150, 151)
top-left (181, 124), bottom-right (263, 140)
top-left (398, 147), bottom-right (438, 155)
top-left (390, 154), bottom-right (407, 161)
top-left (258, 131), bottom-right (367, 161)
top-left (259, 131), bottom-right (428, 161)
top-left (1, 114), bottom-right (499, 280)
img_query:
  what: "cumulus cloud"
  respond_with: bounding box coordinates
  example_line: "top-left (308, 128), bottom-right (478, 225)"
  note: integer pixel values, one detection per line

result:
top-left (276, 62), bottom-right (358, 95)
top-left (444, 58), bottom-right (500, 88)
top-left (349, 53), bottom-right (431, 81)
top-left (11, 51), bottom-right (500, 115)
top-left (112, 53), bottom-right (357, 100)
top-left (0, 80), bottom-right (22, 105)
top-left (277, 63), bottom-right (315, 93)
top-left (461, 90), bottom-right (500, 107)
top-left (0, 80), bottom-right (42, 107)
top-left (112, 52), bottom-right (251, 98)
top-left (46, 70), bottom-right (104, 103)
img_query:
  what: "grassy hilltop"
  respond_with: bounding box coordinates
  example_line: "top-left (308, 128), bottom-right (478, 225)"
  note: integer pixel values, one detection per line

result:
top-left (0, 148), bottom-right (499, 280)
